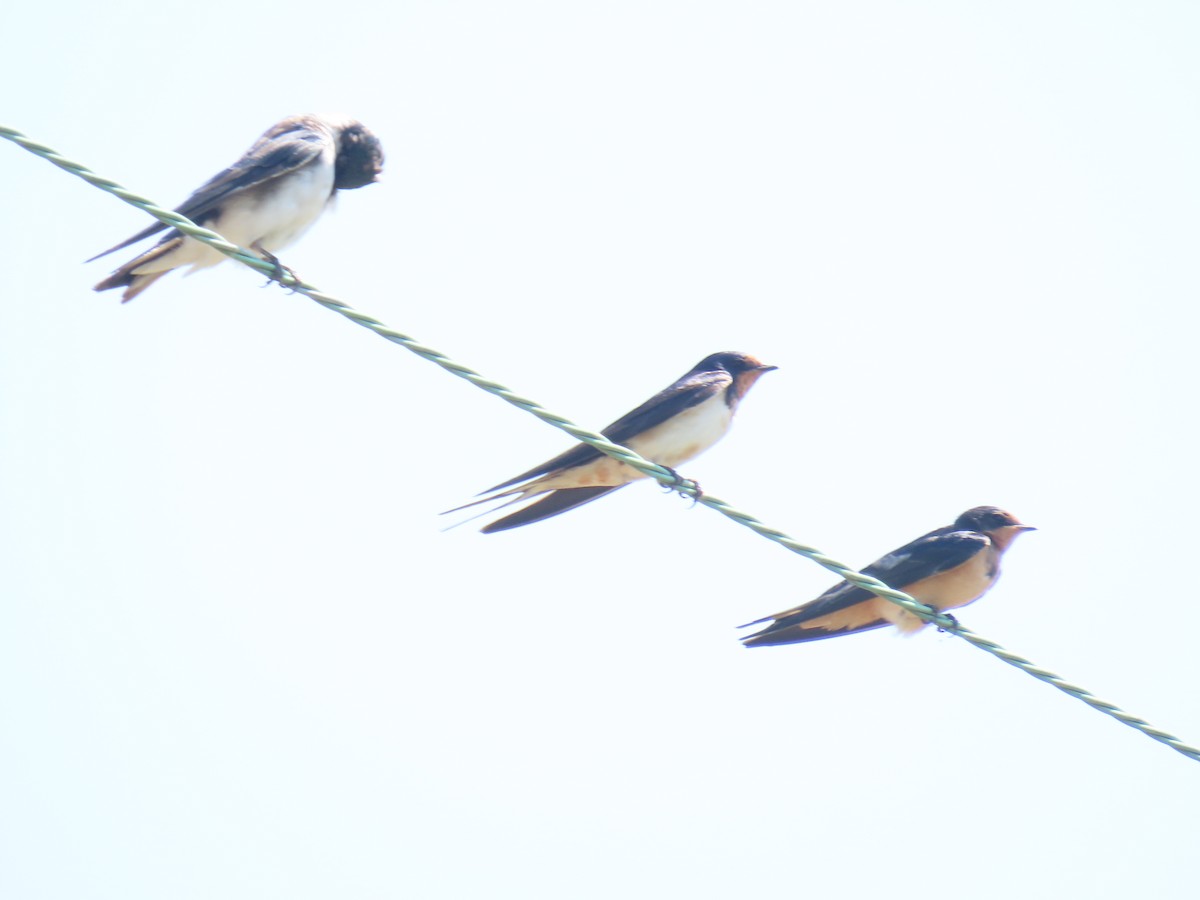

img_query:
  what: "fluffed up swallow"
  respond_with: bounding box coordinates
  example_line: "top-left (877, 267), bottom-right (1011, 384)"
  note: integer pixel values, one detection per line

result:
top-left (445, 351), bottom-right (777, 534)
top-left (90, 114), bottom-right (384, 301)
top-left (741, 506), bottom-right (1035, 646)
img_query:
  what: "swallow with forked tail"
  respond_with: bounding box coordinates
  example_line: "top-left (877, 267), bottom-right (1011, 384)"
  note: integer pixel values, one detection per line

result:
top-left (445, 351), bottom-right (777, 533)
top-left (90, 114), bottom-right (384, 301)
top-left (741, 507), bottom-right (1035, 646)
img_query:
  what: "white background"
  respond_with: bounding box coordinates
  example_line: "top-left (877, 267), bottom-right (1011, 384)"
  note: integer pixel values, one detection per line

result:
top-left (3, 3), bottom-right (1198, 898)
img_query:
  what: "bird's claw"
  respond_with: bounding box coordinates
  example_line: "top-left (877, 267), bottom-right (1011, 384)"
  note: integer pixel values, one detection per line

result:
top-left (255, 247), bottom-right (299, 291)
top-left (659, 467), bottom-right (702, 505)
top-left (936, 613), bottom-right (960, 634)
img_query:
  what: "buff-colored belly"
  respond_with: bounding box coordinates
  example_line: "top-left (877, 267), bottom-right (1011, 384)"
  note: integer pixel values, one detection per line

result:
top-left (878, 548), bottom-right (1000, 633)
top-left (797, 548), bottom-right (1001, 636)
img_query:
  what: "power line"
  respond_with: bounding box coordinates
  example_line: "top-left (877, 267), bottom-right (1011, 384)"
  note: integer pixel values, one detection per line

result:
top-left (4, 122), bottom-right (1196, 764)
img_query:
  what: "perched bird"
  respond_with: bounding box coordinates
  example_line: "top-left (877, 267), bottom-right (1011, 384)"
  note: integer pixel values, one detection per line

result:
top-left (446, 351), bottom-right (777, 533)
top-left (741, 506), bottom-right (1035, 646)
top-left (90, 114), bottom-right (384, 301)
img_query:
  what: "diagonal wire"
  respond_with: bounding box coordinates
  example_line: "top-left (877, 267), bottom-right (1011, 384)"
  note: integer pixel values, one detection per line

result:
top-left (4, 123), bottom-right (1198, 764)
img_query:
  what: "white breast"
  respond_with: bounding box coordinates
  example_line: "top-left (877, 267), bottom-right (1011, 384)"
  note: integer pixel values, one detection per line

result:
top-left (528, 392), bottom-right (735, 492)
top-left (220, 157), bottom-right (337, 251)
top-left (625, 393), bottom-right (734, 468)
top-left (156, 153), bottom-right (337, 277)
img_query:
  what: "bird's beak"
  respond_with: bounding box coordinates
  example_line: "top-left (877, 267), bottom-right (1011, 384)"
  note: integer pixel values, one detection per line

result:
top-left (757, 364), bottom-right (778, 372)
top-left (1017, 524), bottom-right (1037, 532)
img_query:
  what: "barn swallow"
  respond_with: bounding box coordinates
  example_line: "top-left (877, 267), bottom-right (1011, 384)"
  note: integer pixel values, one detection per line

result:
top-left (89, 114), bottom-right (384, 301)
top-left (741, 507), bottom-right (1035, 646)
top-left (445, 351), bottom-right (776, 534)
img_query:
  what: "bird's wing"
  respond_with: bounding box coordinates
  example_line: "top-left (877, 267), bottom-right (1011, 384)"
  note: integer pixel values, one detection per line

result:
top-left (484, 370), bottom-right (732, 493)
top-left (741, 529), bottom-right (990, 631)
top-left (88, 124), bottom-right (329, 261)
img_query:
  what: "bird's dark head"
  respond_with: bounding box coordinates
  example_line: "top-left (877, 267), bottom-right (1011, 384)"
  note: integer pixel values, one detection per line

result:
top-left (333, 120), bottom-right (385, 190)
top-left (695, 351), bottom-right (777, 403)
top-left (695, 351), bottom-right (775, 375)
top-left (955, 506), bottom-right (1036, 548)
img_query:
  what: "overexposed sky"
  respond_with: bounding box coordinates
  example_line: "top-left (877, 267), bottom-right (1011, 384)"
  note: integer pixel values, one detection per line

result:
top-left (3, 3), bottom-right (1199, 898)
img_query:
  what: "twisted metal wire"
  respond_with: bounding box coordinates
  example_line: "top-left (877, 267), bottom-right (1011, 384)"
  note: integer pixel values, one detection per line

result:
top-left (5, 123), bottom-right (1197, 764)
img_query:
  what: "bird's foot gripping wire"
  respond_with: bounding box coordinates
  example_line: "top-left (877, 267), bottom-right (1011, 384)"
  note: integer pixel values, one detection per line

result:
top-left (659, 467), bottom-right (702, 505)
top-left (936, 613), bottom-right (961, 634)
top-left (253, 244), bottom-right (299, 291)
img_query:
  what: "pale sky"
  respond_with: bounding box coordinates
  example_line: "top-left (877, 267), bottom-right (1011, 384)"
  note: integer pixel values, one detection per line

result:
top-left (3, 3), bottom-right (1199, 898)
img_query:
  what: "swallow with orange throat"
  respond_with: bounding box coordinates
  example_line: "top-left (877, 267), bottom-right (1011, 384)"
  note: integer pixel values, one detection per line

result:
top-left (90, 114), bottom-right (384, 301)
top-left (445, 351), bottom-right (776, 533)
top-left (740, 507), bottom-right (1035, 646)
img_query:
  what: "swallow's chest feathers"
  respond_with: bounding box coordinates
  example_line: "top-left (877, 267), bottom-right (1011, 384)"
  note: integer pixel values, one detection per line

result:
top-left (910, 543), bottom-right (1002, 612)
top-left (625, 393), bottom-right (734, 468)
top-left (218, 159), bottom-right (337, 251)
